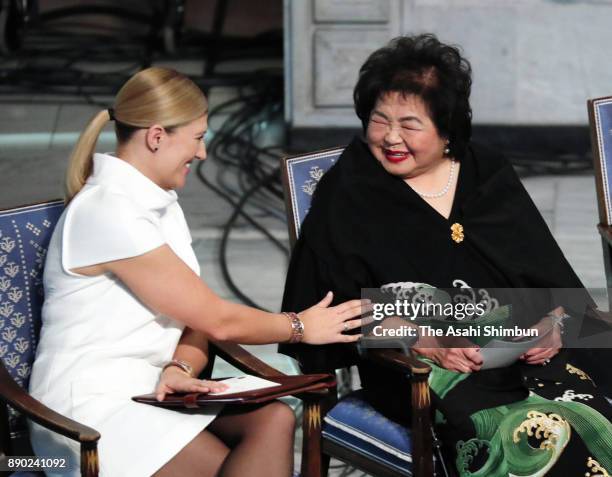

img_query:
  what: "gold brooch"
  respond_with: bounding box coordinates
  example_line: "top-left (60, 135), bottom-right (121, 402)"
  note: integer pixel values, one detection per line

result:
top-left (451, 223), bottom-right (464, 243)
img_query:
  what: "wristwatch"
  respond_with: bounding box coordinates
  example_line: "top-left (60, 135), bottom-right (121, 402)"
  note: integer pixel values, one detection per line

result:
top-left (162, 359), bottom-right (194, 377)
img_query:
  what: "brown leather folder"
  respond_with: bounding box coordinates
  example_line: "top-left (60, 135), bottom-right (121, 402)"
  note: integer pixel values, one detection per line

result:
top-left (132, 374), bottom-right (336, 408)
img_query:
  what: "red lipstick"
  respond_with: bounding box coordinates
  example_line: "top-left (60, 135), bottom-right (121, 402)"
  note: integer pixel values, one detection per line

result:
top-left (384, 149), bottom-right (409, 163)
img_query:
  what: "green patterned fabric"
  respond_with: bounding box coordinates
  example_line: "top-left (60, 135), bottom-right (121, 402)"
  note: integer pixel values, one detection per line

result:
top-left (413, 301), bottom-right (612, 476)
top-left (425, 359), bottom-right (612, 477)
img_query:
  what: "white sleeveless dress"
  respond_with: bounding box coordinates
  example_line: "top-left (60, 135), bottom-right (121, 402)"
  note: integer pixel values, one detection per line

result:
top-left (28, 153), bottom-right (222, 477)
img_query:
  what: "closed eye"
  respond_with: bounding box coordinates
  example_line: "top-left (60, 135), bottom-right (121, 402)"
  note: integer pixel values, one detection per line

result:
top-left (370, 118), bottom-right (388, 126)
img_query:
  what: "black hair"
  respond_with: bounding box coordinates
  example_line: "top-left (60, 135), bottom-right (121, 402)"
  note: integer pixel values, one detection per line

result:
top-left (354, 34), bottom-right (473, 158)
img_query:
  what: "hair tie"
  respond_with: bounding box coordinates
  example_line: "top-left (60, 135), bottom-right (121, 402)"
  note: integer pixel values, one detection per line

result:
top-left (107, 108), bottom-right (115, 121)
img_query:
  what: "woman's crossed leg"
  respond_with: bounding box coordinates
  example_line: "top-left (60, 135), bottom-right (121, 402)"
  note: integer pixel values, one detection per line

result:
top-left (153, 401), bottom-right (296, 477)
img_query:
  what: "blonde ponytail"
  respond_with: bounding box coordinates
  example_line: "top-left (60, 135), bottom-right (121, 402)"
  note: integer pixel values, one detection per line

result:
top-left (65, 109), bottom-right (112, 204)
top-left (64, 67), bottom-right (207, 203)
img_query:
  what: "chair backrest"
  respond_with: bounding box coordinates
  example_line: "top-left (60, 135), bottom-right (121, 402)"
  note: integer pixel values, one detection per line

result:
top-left (0, 200), bottom-right (64, 434)
top-left (588, 95), bottom-right (612, 226)
top-left (280, 147), bottom-right (344, 247)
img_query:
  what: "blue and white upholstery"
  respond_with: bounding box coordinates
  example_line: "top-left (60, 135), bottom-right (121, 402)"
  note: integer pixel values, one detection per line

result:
top-left (282, 147), bottom-right (342, 243)
top-left (589, 96), bottom-right (612, 226)
top-left (282, 149), bottom-right (427, 476)
top-left (0, 200), bottom-right (64, 439)
top-left (322, 390), bottom-right (416, 476)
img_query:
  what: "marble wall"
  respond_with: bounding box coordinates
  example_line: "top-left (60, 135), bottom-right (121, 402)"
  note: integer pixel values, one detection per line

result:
top-left (285, 0), bottom-right (612, 128)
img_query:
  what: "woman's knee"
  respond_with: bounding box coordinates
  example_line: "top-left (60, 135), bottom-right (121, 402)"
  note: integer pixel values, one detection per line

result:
top-left (256, 401), bottom-right (296, 436)
top-left (153, 430), bottom-right (229, 476)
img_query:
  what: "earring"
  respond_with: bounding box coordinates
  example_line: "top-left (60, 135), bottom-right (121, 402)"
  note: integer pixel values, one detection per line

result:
top-left (443, 141), bottom-right (450, 156)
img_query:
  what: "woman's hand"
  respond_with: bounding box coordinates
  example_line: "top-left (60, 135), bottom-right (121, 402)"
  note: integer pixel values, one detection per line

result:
top-left (156, 367), bottom-right (228, 401)
top-left (414, 337), bottom-right (482, 373)
top-left (520, 309), bottom-right (563, 365)
top-left (298, 292), bottom-right (370, 345)
top-left (427, 347), bottom-right (483, 373)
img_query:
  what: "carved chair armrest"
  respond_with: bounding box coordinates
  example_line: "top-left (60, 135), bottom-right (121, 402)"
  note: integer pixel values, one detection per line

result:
top-left (210, 341), bottom-right (332, 400)
top-left (0, 363), bottom-right (100, 444)
top-left (210, 341), bottom-right (287, 378)
top-left (366, 348), bottom-right (432, 377)
top-left (366, 348), bottom-right (434, 477)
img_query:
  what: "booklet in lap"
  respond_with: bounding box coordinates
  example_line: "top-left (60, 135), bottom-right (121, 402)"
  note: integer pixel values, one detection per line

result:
top-left (209, 375), bottom-right (281, 395)
top-left (132, 373), bottom-right (335, 408)
top-left (480, 325), bottom-right (553, 370)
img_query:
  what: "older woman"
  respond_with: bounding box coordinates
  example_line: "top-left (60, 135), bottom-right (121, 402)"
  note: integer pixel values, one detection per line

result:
top-left (281, 35), bottom-right (612, 476)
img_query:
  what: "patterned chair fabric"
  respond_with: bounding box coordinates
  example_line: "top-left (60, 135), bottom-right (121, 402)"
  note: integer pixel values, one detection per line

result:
top-left (282, 149), bottom-right (425, 476)
top-left (0, 200), bottom-right (64, 436)
top-left (589, 95), bottom-right (612, 226)
top-left (282, 147), bottom-right (342, 243)
top-left (588, 96), bottom-right (612, 393)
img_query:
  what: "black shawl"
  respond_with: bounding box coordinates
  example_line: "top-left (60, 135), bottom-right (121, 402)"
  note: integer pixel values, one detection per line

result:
top-left (280, 136), bottom-right (597, 373)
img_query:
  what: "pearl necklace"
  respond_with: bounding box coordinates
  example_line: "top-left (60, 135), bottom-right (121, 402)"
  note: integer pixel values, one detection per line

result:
top-left (410, 158), bottom-right (456, 199)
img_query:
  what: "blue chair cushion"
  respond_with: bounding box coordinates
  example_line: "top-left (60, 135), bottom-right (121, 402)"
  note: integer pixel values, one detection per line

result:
top-left (0, 200), bottom-right (64, 432)
top-left (322, 390), bottom-right (416, 476)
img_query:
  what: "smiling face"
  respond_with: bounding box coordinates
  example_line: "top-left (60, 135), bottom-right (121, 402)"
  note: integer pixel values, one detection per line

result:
top-left (150, 114), bottom-right (208, 190)
top-left (366, 92), bottom-right (448, 180)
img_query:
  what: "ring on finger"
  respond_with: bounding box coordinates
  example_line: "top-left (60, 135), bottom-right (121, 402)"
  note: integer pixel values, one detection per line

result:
top-left (343, 322), bottom-right (349, 332)
top-left (543, 358), bottom-right (551, 366)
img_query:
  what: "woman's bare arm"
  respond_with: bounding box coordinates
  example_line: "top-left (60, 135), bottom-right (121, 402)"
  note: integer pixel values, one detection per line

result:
top-left (172, 327), bottom-right (210, 375)
top-left (75, 244), bottom-right (366, 344)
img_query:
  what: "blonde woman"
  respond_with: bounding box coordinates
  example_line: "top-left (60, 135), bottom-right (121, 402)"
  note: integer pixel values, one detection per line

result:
top-left (28, 67), bottom-right (365, 477)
